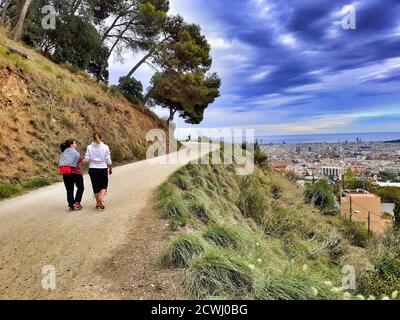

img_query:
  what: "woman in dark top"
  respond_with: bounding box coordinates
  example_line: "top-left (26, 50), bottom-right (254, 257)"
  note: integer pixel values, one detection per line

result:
top-left (59, 139), bottom-right (85, 212)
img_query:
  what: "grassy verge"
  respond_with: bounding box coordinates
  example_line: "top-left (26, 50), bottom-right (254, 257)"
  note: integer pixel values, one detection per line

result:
top-left (0, 178), bottom-right (56, 199)
top-left (155, 148), bottom-right (400, 300)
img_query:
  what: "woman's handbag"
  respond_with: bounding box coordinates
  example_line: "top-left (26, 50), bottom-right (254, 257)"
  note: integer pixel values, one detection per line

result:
top-left (59, 166), bottom-right (72, 175)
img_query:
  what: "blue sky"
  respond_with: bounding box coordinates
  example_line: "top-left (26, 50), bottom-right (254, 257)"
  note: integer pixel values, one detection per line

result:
top-left (109, 0), bottom-right (400, 136)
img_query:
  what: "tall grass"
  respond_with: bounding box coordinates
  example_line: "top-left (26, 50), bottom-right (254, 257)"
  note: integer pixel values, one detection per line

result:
top-left (184, 248), bottom-right (255, 299)
top-left (156, 148), bottom-right (396, 300)
top-left (255, 271), bottom-right (338, 300)
top-left (0, 178), bottom-right (53, 199)
top-left (160, 234), bottom-right (207, 268)
top-left (203, 224), bottom-right (253, 250)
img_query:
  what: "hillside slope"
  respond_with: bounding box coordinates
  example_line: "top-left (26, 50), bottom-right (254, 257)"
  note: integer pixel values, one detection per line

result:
top-left (0, 32), bottom-right (166, 184)
top-left (155, 150), bottom-right (400, 300)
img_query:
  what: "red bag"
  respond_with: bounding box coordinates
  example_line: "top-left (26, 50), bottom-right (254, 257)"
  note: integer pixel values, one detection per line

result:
top-left (59, 166), bottom-right (72, 175)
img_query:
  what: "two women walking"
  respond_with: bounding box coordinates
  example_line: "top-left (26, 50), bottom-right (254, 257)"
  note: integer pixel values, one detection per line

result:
top-left (58, 133), bottom-right (112, 212)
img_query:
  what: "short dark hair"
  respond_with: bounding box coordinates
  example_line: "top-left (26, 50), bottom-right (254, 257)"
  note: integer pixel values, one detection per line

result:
top-left (93, 133), bottom-right (102, 141)
top-left (60, 139), bottom-right (75, 152)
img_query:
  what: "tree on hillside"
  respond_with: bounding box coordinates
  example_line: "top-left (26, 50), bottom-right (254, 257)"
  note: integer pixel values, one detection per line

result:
top-left (118, 76), bottom-right (143, 104)
top-left (149, 71), bottom-right (220, 124)
top-left (96, 0), bottom-right (169, 81)
top-left (123, 16), bottom-right (212, 93)
top-left (21, 1), bottom-right (111, 79)
top-left (343, 168), bottom-right (370, 190)
top-left (394, 198), bottom-right (400, 229)
top-left (13, 0), bottom-right (33, 40)
top-left (52, 16), bottom-right (106, 71)
top-left (305, 179), bottom-right (336, 214)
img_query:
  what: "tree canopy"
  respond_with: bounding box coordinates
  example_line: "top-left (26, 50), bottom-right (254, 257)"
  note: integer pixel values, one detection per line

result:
top-left (305, 179), bottom-right (337, 214)
top-left (150, 71), bottom-right (220, 124)
top-left (1, 0), bottom-right (220, 125)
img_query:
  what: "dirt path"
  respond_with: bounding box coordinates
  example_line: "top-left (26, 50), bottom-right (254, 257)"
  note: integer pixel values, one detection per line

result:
top-left (0, 142), bottom-right (218, 300)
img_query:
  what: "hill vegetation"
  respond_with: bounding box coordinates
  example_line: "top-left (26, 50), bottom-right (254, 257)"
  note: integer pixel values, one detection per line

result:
top-left (155, 148), bottom-right (400, 300)
top-left (0, 0), bottom-right (220, 125)
top-left (0, 31), bottom-right (166, 192)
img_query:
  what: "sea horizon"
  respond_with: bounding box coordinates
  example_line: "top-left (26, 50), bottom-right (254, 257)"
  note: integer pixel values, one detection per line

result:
top-left (256, 131), bottom-right (400, 144)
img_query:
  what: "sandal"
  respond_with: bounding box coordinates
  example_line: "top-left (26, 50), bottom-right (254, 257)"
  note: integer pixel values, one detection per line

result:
top-left (74, 203), bottom-right (83, 211)
top-left (97, 201), bottom-right (105, 210)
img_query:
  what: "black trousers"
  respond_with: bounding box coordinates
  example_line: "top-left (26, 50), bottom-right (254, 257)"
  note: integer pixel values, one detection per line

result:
top-left (63, 174), bottom-right (84, 208)
top-left (88, 168), bottom-right (109, 194)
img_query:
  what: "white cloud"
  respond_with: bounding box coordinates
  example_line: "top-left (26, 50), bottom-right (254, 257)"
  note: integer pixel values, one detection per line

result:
top-left (279, 34), bottom-right (298, 49)
top-left (358, 57), bottom-right (400, 83)
top-left (250, 69), bottom-right (270, 81)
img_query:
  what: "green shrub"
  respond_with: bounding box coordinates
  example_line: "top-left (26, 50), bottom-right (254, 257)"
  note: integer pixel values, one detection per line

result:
top-left (169, 214), bottom-right (189, 231)
top-left (158, 183), bottom-right (176, 199)
top-left (238, 178), bottom-right (269, 224)
top-left (203, 225), bottom-right (249, 250)
top-left (161, 235), bottom-right (207, 268)
top-left (184, 249), bottom-right (254, 299)
top-left (191, 200), bottom-right (213, 224)
top-left (108, 85), bottom-right (121, 97)
top-left (375, 252), bottom-right (400, 280)
top-left (170, 172), bottom-right (190, 190)
top-left (22, 147), bottom-right (44, 161)
top-left (263, 206), bottom-right (297, 237)
top-left (358, 252), bottom-right (400, 296)
top-left (337, 219), bottom-right (369, 248)
top-left (0, 184), bottom-right (21, 198)
top-left (157, 191), bottom-right (189, 222)
top-left (254, 272), bottom-right (337, 300)
top-left (304, 179), bottom-right (336, 213)
top-left (183, 190), bottom-right (214, 224)
top-left (21, 178), bottom-right (51, 190)
top-left (270, 184), bottom-right (283, 200)
top-left (192, 176), bottom-right (207, 188)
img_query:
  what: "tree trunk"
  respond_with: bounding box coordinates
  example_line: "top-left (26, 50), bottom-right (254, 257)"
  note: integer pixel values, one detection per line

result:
top-left (0, 0), bottom-right (11, 25)
top-left (70, 0), bottom-right (83, 16)
top-left (126, 51), bottom-right (153, 78)
top-left (97, 20), bottom-right (133, 82)
top-left (143, 82), bottom-right (159, 105)
top-left (13, 0), bottom-right (33, 41)
top-left (168, 108), bottom-right (177, 123)
top-left (101, 3), bottom-right (136, 42)
top-left (101, 15), bottom-right (122, 42)
top-left (96, 37), bottom-right (120, 82)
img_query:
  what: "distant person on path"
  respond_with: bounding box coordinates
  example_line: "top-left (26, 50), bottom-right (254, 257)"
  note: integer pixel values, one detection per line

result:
top-left (59, 139), bottom-right (84, 212)
top-left (84, 133), bottom-right (112, 210)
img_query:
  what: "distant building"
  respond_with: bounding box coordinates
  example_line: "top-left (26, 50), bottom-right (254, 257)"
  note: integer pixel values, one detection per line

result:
top-left (377, 182), bottom-right (400, 188)
top-left (322, 167), bottom-right (345, 180)
top-left (340, 190), bottom-right (393, 234)
top-left (271, 160), bottom-right (294, 174)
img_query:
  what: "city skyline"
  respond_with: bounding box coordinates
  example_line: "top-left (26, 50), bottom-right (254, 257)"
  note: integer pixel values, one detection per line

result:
top-left (109, 0), bottom-right (400, 136)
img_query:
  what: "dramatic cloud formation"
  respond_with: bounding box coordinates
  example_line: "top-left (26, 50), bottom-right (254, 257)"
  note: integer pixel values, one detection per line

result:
top-left (109, 0), bottom-right (400, 135)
